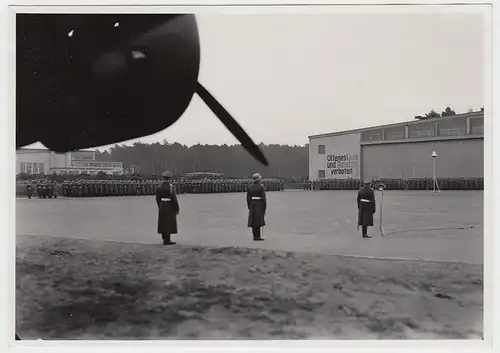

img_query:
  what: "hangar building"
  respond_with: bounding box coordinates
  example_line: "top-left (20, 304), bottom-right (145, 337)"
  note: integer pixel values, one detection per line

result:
top-left (308, 111), bottom-right (484, 181)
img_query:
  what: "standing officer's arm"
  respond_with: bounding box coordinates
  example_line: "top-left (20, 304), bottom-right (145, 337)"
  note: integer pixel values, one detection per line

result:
top-left (155, 187), bottom-right (162, 207)
top-left (261, 186), bottom-right (267, 212)
top-left (246, 187), bottom-right (251, 209)
top-left (371, 190), bottom-right (376, 214)
top-left (171, 188), bottom-right (180, 214)
top-left (357, 191), bottom-right (361, 209)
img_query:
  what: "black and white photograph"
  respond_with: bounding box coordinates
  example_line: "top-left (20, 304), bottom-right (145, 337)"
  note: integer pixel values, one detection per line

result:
top-left (6, 1), bottom-right (495, 348)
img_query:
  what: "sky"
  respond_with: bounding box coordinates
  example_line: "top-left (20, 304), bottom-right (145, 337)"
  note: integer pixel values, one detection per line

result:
top-left (25, 10), bottom-right (486, 151)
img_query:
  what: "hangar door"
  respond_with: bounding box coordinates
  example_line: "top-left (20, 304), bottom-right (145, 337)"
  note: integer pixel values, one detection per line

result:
top-left (361, 139), bottom-right (483, 180)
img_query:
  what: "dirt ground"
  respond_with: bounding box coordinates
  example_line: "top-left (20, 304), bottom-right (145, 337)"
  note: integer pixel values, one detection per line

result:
top-left (16, 234), bottom-right (483, 340)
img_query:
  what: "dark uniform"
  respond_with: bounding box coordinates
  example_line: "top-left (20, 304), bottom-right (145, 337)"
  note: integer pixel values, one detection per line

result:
top-left (42, 183), bottom-right (49, 198)
top-left (26, 184), bottom-right (33, 199)
top-left (247, 174), bottom-right (267, 241)
top-left (357, 181), bottom-right (376, 238)
top-left (156, 171), bottom-right (180, 245)
top-left (51, 182), bottom-right (57, 198)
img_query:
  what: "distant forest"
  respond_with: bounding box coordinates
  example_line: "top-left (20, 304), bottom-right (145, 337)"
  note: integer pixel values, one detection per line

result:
top-left (93, 107), bottom-right (480, 178)
top-left (96, 142), bottom-right (309, 179)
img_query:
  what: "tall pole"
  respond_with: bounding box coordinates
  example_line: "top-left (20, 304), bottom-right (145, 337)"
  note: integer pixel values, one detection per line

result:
top-left (431, 150), bottom-right (439, 193)
top-left (379, 184), bottom-right (385, 237)
top-left (432, 158), bottom-right (436, 193)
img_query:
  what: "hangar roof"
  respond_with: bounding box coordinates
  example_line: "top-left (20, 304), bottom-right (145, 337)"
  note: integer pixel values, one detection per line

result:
top-left (308, 111), bottom-right (484, 140)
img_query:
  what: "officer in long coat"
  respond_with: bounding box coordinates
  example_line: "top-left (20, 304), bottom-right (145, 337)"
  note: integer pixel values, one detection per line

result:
top-left (357, 180), bottom-right (376, 238)
top-left (247, 173), bottom-right (266, 241)
top-left (156, 171), bottom-right (180, 245)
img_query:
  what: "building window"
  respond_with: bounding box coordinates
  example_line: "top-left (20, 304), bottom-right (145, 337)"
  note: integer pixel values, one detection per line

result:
top-left (33, 163), bottom-right (39, 174)
top-left (71, 151), bottom-right (94, 160)
top-left (362, 129), bottom-right (383, 142)
top-left (73, 162), bottom-right (90, 168)
top-left (408, 121), bottom-right (437, 139)
top-left (318, 170), bottom-right (325, 178)
top-left (438, 117), bottom-right (466, 137)
top-left (439, 127), bottom-right (466, 136)
top-left (470, 117), bottom-right (484, 135)
top-left (20, 162), bottom-right (26, 173)
top-left (384, 126), bottom-right (405, 140)
top-left (318, 145), bottom-right (325, 154)
top-left (26, 162), bottom-right (32, 174)
top-left (39, 163), bottom-right (44, 174)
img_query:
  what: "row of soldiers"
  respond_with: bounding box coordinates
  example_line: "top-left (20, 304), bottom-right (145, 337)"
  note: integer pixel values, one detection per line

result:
top-left (303, 177), bottom-right (484, 191)
top-left (182, 178), bottom-right (284, 194)
top-left (24, 181), bottom-right (58, 199)
top-left (61, 178), bottom-right (285, 197)
top-left (62, 180), bottom-right (155, 197)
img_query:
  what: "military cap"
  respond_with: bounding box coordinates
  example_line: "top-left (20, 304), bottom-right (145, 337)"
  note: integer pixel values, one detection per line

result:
top-left (162, 170), bottom-right (173, 179)
top-left (252, 173), bottom-right (262, 180)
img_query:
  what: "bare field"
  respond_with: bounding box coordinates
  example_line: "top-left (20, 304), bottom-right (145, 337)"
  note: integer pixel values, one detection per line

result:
top-left (16, 234), bottom-right (482, 340)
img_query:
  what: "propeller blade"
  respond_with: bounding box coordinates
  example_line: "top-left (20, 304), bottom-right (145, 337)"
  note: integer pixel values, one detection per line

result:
top-left (196, 82), bottom-right (268, 166)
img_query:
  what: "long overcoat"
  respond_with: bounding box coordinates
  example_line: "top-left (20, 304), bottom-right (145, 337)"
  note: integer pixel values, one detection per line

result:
top-left (357, 186), bottom-right (376, 227)
top-left (247, 181), bottom-right (267, 227)
top-left (156, 181), bottom-right (180, 235)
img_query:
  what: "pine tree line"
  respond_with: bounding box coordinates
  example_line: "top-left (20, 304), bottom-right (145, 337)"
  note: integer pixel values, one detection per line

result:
top-left (96, 142), bottom-right (309, 179)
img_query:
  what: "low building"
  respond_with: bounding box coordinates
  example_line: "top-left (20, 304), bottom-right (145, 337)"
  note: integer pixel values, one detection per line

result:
top-left (183, 172), bottom-right (224, 180)
top-left (308, 111), bottom-right (484, 181)
top-left (16, 148), bottom-right (124, 176)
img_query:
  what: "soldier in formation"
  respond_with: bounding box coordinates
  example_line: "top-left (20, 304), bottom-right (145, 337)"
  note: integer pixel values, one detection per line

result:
top-left (26, 176), bottom-right (484, 199)
top-left (61, 179), bottom-right (161, 197)
top-left (26, 182), bottom-right (33, 199)
top-left (29, 180), bottom-right (57, 199)
top-left (59, 177), bottom-right (286, 197)
top-left (301, 177), bottom-right (483, 191)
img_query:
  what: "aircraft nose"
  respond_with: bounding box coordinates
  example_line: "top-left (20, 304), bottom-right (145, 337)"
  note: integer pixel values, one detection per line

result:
top-left (92, 50), bottom-right (128, 78)
top-left (92, 47), bottom-right (150, 80)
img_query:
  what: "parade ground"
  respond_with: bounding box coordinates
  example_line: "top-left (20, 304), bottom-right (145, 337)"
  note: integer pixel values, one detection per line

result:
top-left (15, 190), bottom-right (484, 339)
top-left (16, 190), bottom-right (483, 264)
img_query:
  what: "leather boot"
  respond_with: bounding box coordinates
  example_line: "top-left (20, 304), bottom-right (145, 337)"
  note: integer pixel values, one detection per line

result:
top-left (162, 234), bottom-right (176, 245)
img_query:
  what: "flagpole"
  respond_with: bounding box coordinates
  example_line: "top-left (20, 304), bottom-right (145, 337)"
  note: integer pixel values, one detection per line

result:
top-left (379, 184), bottom-right (386, 237)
